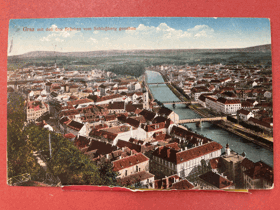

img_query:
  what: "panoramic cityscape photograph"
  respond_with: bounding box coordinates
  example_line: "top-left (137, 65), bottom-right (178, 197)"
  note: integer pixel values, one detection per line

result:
top-left (7, 17), bottom-right (273, 190)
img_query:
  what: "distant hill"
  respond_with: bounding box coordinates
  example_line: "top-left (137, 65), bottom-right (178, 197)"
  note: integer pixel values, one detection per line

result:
top-left (9, 44), bottom-right (271, 59)
top-left (238, 44), bottom-right (271, 52)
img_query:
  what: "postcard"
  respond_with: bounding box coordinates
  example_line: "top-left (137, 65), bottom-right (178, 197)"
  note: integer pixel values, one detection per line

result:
top-left (7, 17), bottom-right (273, 191)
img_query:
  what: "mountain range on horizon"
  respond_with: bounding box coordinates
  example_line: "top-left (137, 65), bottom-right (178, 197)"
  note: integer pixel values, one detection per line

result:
top-left (9, 44), bottom-right (271, 59)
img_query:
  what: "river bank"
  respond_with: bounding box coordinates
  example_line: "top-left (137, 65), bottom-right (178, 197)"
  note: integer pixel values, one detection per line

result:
top-left (145, 70), bottom-right (273, 164)
top-left (187, 96), bottom-right (273, 151)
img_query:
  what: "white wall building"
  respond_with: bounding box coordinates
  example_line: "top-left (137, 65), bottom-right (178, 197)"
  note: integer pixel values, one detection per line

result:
top-left (151, 141), bottom-right (223, 180)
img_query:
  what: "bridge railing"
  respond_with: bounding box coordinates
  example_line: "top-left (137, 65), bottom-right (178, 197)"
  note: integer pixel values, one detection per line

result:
top-left (178, 117), bottom-right (226, 123)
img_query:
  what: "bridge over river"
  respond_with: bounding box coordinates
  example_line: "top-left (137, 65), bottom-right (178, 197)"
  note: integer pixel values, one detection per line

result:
top-left (179, 116), bottom-right (227, 124)
top-left (147, 82), bottom-right (170, 85)
top-left (145, 70), bottom-right (273, 166)
top-left (162, 101), bottom-right (199, 105)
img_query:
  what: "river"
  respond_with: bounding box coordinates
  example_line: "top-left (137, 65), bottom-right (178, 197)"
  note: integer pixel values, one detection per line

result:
top-left (146, 70), bottom-right (273, 166)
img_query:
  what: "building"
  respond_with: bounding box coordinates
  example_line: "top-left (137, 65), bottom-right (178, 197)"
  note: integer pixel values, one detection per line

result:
top-left (198, 171), bottom-right (234, 190)
top-left (219, 144), bottom-right (245, 187)
top-left (243, 161), bottom-right (273, 189)
top-left (89, 125), bottom-right (147, 146)
top-left (205, 96), bottom-right (218, 111)
top-left (198, 94), bottom-right (215, 108)
top-left (151, 141), bottom-right (223, 180)
top-left (113, 153), bottom-right (153, 187)
top-left (108, 101), bottom-right (126, 114)
top-left (237, 109), bottom-right (254, 121)
top-left (26, 100), bottom-right (49, 122)
top-left (117, 171), bottom-right (155, 188)
top-left (191, 87), bottom-right (210, 101)
top-left (157, 106), bottom-right (179, 123)
top-left (154, 174), bottom-right (195, 190)
top-left (216, 97), bottom-right (241, 114)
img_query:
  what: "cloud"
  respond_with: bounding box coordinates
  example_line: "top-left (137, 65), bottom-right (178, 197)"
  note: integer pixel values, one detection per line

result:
top-left (40, 24), bottom-right (80, 42)
top-left (40, 37), bottom-right (50, 42)
top-left (125, 23), bottom-right (214, 39)
top-left (84, 22), bottom-right (216, 50)
top-left (187, 25), bottom-right (214, 38)
top-left (88, 38), bottom-right (98, 43)
top-left (55, 38), bottom-right (64, 42)
top-left (93, 31), bottom-right (99, 34)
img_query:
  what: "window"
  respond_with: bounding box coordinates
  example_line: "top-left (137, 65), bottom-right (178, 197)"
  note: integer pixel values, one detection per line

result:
top-left (136, 165), bottom-right (138, 172)
top-left (125, 170), bottom-right (127, 176)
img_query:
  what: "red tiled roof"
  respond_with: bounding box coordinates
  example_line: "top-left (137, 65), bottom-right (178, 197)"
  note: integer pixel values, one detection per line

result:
top-left (64, 133), bottom-right (76, 139)
top-left (116, 140), bottom-right (142, 153)
top-left (237, 109), bottom-right (251, 115)
top-left (170, 126), bottom-right (211, 143)
top-left (153, 133), bottom-right (172, 142)
top-left (87, 140), bottom-right (116, 155)
top-left (170, 179), bottom-right (194, 190)
top-left (145, 122), bottom-right (166, 132)
top-left (248, 117), bottom-right (272, 128)
top-left (158, 107), bottom-right (173, 116)
top-left (74, 136), bottom-right (90, 148)
top-left (126, 118), bottom-right (140, 128)
top-left (217, 97), bottom-right (240, 105)
top-left (199, 171), bottom-right (233, 189)
top-left (244, 161), bottom-right (273, 183)
top-left (165, 142), bottom-right (180, 151)
top-left (67, 98), bottom-right (93, 106)
top-left (176, 142), bottom-right (223, 164)
top-left (117, 171), bottom-right (154, 186)
top-left (108, 102), bottom-right (125, 110)
top-left (242, 102), bottom-right (254, 108)
top-left (125, 104), bottom-right (143, 112)
top-left (67, 121), bottom-right (84, 131)
top-left (241, 158), bottom-right (255, 170)
top-left (113, 153), bottom-right (149, 171)
top-left (139, 109), bottom-right (156, 121)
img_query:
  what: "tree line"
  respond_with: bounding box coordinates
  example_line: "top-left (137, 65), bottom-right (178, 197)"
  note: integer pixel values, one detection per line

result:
top-left (7, 92), bottom-right (118, 186)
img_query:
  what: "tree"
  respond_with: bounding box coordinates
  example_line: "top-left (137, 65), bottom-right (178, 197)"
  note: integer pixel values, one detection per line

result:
top-left (8, 92), bottom-right (119, 186)
top-left (97, 157), bottom-right (118, 186)
top-left (7, 92), bottom-right (42, 182)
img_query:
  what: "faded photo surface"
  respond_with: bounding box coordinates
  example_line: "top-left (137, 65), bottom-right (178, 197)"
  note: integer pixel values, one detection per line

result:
top-left (7, 17), bottom-right (273, 190)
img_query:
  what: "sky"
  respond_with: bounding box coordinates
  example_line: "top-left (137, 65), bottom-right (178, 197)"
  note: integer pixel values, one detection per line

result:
top-left (8, 17), bottom-right (271, 56)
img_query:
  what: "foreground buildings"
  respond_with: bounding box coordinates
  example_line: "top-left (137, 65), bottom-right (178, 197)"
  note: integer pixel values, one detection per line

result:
top-left (8, 63), bottom-right (273, 190)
